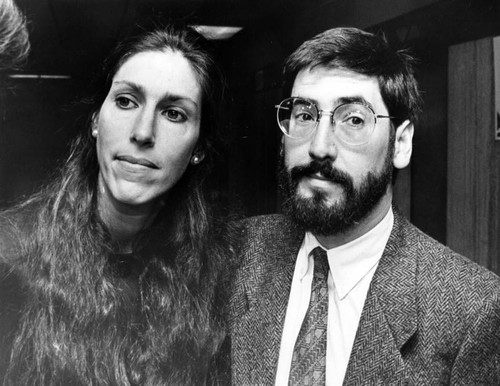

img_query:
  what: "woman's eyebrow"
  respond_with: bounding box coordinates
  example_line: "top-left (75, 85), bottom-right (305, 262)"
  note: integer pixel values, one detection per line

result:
top-left (112, 80), bottom-right (145, 95)
top-left (160, 93), bottom-right (199, 108)
top-left (112, 80), bottom-right (199, 108)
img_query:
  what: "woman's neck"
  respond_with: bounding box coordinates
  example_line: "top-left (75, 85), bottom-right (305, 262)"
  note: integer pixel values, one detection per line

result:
top-left (97, 187), bottom-right (162, 253)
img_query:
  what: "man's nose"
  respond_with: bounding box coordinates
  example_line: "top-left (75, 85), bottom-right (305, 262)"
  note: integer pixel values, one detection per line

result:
top-left (131, 108), bottom-right (155, 147)
top-left (308, 113), bottom-right (337, 160)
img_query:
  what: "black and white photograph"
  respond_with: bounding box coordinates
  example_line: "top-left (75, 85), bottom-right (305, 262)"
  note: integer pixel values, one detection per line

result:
top-left (1, 0), bottom-right (500, 384)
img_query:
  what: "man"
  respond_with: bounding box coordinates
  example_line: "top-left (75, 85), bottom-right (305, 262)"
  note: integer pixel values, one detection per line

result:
top-left (229, 27), bottom-right (500, 385)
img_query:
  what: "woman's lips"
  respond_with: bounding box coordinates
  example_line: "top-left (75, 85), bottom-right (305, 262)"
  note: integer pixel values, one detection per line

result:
top-left (115, 155), bottom-right (158, 169)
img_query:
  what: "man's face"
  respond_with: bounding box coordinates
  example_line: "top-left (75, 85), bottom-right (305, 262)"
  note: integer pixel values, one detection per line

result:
top-left (280, 67), bottom-right (395, 236)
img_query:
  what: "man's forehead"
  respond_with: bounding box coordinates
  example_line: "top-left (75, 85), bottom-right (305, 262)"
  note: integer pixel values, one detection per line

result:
top-left (291, 66), bottom-right (382, 104)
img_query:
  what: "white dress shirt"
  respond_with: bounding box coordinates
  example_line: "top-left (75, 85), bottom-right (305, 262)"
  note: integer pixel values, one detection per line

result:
top-left (274, 208), bottom-right (394, 386)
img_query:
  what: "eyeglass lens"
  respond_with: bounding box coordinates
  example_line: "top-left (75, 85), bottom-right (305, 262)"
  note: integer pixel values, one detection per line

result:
top-left (277, 97), bottom-right (376, 145)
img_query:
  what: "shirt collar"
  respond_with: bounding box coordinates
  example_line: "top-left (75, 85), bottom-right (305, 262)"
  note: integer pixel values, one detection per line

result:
top-left (302, 207), bottom-right (394, 299)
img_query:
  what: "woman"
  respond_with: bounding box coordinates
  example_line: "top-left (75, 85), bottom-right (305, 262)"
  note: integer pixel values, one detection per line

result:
top-left (0, 23), bottom-right (235, 385)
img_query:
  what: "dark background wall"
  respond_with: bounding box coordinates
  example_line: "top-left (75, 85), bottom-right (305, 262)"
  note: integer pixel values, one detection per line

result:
top-left (1, 78), bottom-right (82, 206)
top-left (2, 0), bottom-right (500, 246)
top-left (218, 0), bottom-right (500, 244)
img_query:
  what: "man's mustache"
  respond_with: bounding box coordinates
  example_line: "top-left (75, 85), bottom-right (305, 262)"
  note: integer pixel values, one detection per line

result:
top-left (290, 159), bottom-right (352, 187)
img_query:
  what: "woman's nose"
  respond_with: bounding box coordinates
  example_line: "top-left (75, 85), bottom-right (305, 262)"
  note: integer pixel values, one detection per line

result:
top-left (131, 108), bottom-right (155, 147)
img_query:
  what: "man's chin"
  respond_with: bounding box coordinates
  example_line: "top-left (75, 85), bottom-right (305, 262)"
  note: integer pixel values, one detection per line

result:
top-left (295, 183), bottom-right (345, 207)
top-left (287, 193), bottom-right (351, 236)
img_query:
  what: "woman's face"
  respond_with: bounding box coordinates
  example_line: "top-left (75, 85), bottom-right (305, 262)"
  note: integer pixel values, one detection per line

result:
top-left (94, 49), bottom-right (202, 210)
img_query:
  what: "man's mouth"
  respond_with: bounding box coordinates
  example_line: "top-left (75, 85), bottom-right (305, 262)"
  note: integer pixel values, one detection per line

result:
top-left (307, 172), bottom-right (330, 181)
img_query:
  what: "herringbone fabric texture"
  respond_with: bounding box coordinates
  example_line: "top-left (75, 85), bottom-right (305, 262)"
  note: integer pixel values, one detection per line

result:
top-left (229, 212), bottom-right (500, 385)
top-left (289, 247), bottom-right (329, 385)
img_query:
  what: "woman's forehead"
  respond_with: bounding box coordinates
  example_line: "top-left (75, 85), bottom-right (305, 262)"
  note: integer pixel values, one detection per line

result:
top-left (112, 50), bottom-right (202, 106)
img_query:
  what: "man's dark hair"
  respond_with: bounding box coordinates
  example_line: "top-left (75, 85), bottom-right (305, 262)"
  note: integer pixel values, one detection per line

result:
top-left (283, 27), bottom-right (421, 125)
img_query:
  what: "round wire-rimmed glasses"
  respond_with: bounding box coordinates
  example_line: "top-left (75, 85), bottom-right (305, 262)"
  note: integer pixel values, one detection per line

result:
top-left (275, 97), bottom-right (395, 146)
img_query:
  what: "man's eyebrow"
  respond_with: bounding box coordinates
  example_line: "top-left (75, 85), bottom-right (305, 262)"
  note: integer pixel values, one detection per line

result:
top-left (337, 96), bottom-right (373, 109)
top-left (111, 80), bottom-right (199, 108)
top-left (293, 95), bottom-right (375, 110)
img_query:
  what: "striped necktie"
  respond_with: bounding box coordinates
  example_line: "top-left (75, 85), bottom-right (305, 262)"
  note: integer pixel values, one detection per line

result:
top-left (289, 246), bottom-right (330, 385)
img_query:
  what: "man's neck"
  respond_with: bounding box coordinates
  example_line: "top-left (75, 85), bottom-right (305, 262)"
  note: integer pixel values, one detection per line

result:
top-left (315, 195), bottom-right (393, 250)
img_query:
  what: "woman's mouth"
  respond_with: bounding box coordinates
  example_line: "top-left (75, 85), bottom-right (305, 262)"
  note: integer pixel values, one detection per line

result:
top-left (115, 155), bottom-right (159, 169)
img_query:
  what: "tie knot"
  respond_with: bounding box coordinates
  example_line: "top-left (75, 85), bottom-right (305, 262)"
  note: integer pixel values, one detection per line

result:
top-left (311, 247), bottom-right (329, 279)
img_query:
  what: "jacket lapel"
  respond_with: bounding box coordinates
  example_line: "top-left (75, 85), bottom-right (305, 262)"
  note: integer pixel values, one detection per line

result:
top-left (344, 212), bottom-right (418, 385)
top-left (260, 234), bottom-right (302, 383)
top-left (232, 217), bottom-right (304, 385)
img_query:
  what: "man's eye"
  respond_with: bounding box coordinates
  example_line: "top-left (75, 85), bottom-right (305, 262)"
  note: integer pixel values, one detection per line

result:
top-left (346, 116), bottom-right (365, 126)
top-left (115, 97), bottom-right (136, 109)
top-left (164, 109), bottom-right (187, 122)
top-left (340, 112), bottom-right (366, 129)
top-left (295, 112), bottom-right (315, 123)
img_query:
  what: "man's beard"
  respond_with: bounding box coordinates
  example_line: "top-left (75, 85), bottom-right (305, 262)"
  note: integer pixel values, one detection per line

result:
top-left (278, 145), bottom-right (394, 236)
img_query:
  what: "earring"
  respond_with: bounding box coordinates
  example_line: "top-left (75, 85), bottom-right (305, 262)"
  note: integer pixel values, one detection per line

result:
top-left (190, 154), bottom-right (201, 165)
top-left (91, 129), bottom-right (98, 138)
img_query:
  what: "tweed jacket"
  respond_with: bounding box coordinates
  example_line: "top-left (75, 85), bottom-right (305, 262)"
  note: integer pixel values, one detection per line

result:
top-left (228, 211), bottom-right (500, 385)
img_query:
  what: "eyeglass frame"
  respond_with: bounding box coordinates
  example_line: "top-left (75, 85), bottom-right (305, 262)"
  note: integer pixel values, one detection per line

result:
top-left (274, 96), bottom-right (397, 146)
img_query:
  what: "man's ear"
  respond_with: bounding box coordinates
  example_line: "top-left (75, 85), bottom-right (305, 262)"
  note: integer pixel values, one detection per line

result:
top-left (393, 120), bottom-right (414, 170)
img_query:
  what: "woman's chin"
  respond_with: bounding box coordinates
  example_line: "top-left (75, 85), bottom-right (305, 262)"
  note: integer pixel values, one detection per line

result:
top-left (103, 180), bottom-right (162, 208)
top-left (103, 189), bottom-right (159, 212)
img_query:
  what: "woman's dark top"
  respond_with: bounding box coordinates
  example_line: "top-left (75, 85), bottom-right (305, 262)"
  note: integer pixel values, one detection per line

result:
top-left (0, 261), bottom-right (26, 380)
top-left (0, 247), bottom-right (149, 381)
top-left (0, 208), bottom-right (237, 385)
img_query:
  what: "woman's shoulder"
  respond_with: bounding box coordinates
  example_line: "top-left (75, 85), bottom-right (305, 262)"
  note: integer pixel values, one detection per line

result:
top-left (0, 212), bottom-right (29, 383)
top-left (0, 203), bottom-right (35, 265)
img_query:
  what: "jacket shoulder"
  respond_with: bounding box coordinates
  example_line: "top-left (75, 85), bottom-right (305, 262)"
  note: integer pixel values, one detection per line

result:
top-left (393, 213), bottom-right (500, 320)
top-left (401, 215), bottom-right (499, 284)
top-left (238, 214), bottom-right (301, 250)
top-left (240, 213), bottom-right (294, 233)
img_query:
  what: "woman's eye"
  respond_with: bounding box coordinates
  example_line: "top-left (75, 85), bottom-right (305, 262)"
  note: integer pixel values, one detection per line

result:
top-left (115, 96), bottom-right (137, 109)
top-left (164, 109), bottom-right (187, 122)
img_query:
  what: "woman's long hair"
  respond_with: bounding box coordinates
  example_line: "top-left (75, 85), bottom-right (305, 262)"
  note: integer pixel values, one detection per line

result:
top-left (0, 0), bottom-right (30, 72)
top-left (3, 24), bottom-right (235, 385)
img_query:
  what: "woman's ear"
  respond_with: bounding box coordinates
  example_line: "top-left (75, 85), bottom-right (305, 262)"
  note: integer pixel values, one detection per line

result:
top-left (392, 120), bottom-right (414, 170)
top-left (190, 151), bottom-right (205, 165)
